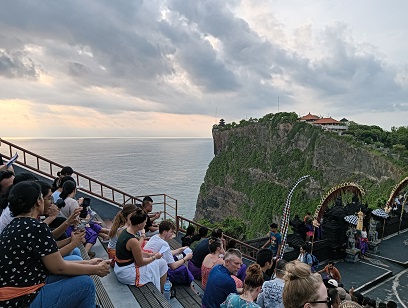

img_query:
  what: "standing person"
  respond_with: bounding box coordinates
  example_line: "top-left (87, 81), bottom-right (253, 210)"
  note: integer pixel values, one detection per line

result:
top-left (282, 260), bottom-right (328, 308)
top-left (257, 259), bottom-right (287, 308)
top-left (141, 196), bottom-right (160, 236)
top-left (221, 264), bottom-right (264, 308)
top-left (0, 181), bottom-right (110, 307)
top-left (297, 245), bottom-right (313, 270)
top-left (318, 261), bottom-right (341, 283)
top-left (144, 220), bottom-right (194, 286)
top-left (114, 208), bottom-right (168, 292)
top-left (202, 249), bottom-right (243, 308)
top-left (261, 223), bottom-right (282, 258)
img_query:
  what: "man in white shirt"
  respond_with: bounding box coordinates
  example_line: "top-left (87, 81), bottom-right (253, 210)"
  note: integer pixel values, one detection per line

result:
top-left (144, 220), bottom-right (194, 286)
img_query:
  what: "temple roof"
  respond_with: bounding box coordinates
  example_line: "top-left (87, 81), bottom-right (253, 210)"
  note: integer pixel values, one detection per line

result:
top-left (299, 112), bottom-right (320, 121)
top-left (313, 117), bottom-right (340, 124)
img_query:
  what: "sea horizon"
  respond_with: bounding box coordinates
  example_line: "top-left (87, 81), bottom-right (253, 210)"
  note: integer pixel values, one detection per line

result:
top-left (1, 137), bottom-right (214, 219)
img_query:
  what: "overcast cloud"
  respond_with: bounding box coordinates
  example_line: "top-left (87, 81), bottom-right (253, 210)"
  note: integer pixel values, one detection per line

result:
top-left (0, 0), bottom-right (407, 137)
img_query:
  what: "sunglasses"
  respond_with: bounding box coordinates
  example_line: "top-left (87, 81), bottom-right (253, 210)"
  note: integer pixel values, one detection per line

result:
top-left (303, 297), bottom-right (331, 308)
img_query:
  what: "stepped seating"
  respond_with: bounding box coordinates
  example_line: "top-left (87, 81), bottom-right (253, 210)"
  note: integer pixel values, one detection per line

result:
top-left (78, 244), bottom-right (115, 308)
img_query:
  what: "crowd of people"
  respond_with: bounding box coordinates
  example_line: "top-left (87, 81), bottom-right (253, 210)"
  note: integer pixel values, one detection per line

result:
top-left (0, 162), bottom-right (402, 307)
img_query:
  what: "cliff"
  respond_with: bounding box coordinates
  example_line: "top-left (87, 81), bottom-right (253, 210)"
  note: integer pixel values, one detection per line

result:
top-left (194, 112), bottom-right (406, 238)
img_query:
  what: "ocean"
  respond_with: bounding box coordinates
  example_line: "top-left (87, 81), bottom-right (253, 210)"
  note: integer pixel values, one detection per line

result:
top-left (3, 138), bottom-right (214, 219)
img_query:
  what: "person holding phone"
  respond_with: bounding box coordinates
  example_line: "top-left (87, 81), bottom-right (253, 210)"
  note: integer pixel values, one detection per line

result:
top-left (58, 180), bottom-right (110, 257)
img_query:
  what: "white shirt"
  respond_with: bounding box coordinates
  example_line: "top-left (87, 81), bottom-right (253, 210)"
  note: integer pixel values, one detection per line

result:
top-left (0, 206), bottom-right (13, 234)
top-left (143, 234), bottom-right (174, 265)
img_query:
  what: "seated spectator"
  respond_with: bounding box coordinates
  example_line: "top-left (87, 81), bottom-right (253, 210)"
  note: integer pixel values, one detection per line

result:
top-left (257, 259), bottom-right (286, 308)
top-left (201, 237), bottom-right (225, 289)
top-left (256, 248), bottom-right (274, 281)
top-left (221, 263), bottom-right (264, 308)
top-left (328, 287), bottom-right (340, 308)
top-left (0, 181), bottom-right (110, 307)
top-left (190, 226), bottom-right (209, 250)
top-left (318, 261), bottom-right (341, 282)
top-left (52, 175), bottom-right (76, 202)
top-left (59, 180), bottom-right (109, 256)
top-left (226, 239), bottom-right (237, 250)
top-left (202, 248), bottom-right (243, 308)
top-left (386, 301), bottom-right (397, 308)
top-left (0, 172), bottom-right (38, 233)
top-left (339, 301), bottom-right (363, 308)
top-left (337, 287), bottom-right (352, 303)
top-left (141, 196), bottom-right (160, 236)
top-left (51, 166), bottom-right (73, 193)
top-left (189, 228), bottom-right (223, 279)
top-left (282, 260), bottom-right (327, 308)
top-left (37, 180), bottom-right (83, 260)
top-left (297, 244), bottom-right (314, 270)
top-left (114, 208), bottom-right (168, 292)
top-left (181, 225), bottom-right (196, 247)
top-left (107, 204), bottom-right (139, 266)
top-left (144, 220), bottom-right (194, 286)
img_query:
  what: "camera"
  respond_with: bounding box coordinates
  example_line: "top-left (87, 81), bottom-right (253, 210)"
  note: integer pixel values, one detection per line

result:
top-left (79, 197), bottom-right (91, 219)
top-left (55, 198), bottom-right (66, 209)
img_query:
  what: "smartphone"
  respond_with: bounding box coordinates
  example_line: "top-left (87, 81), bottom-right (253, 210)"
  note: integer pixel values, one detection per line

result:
top-left (77, 221), bottom-right (86, 231)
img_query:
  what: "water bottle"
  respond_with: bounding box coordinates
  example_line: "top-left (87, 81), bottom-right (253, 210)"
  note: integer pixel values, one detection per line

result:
top-left (163, 277), bottom-right (171, 301)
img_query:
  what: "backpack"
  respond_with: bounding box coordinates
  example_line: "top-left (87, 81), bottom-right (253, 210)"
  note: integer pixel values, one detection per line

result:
top-left (310, 254), bottom-right (319, 268)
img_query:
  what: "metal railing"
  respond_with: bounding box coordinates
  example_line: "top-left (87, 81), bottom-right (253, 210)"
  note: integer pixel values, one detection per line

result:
top-left (0, 139), bottom-right (177, 220)
top-left (176, 216), bottom-right (259, 261)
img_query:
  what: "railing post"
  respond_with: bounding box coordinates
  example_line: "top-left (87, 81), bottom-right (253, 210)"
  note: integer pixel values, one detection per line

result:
top-left (164, 195), bottom-right (167, 220)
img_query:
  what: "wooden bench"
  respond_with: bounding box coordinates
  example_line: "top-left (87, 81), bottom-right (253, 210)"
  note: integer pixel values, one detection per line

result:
top-left (78, 244), bottom-right (115, 308)
top-left (128, 283), bottom-right (172, 308)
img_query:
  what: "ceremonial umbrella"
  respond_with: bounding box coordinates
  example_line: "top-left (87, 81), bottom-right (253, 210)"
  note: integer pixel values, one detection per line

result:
top-left (371, 209), bottom-right (389, 241)
top-left (344, 215), bottom-right (358, 225)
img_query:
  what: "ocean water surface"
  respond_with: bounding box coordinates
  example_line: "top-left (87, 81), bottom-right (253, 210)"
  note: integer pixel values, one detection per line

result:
top-left (4, 138), bottom-right (214, 219)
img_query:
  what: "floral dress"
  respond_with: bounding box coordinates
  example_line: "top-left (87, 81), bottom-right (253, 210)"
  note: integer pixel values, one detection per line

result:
top-left (220, 294), bottom-right (261, 308)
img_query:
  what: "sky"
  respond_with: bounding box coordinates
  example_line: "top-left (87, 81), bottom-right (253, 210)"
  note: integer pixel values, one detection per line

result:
top-left (0, 0), bottom-right (407, 137)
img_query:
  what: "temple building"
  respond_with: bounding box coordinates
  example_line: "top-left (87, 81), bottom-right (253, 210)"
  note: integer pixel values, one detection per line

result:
top-left (299, 113), bottom-right (348, 134)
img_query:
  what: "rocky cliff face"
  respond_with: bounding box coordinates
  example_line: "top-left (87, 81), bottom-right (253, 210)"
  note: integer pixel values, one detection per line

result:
top-left (194, 113), bottom-right (404, 237)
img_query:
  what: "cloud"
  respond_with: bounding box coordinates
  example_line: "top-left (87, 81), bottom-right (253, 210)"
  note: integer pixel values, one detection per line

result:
top-left (0, 0), bottom-right (407, 136)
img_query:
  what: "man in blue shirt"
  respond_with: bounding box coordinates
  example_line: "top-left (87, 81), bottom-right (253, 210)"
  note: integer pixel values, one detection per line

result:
top-left (202, 249), bottom-right (243, 308)
top-left (262, 223), bottom-right (282, 257)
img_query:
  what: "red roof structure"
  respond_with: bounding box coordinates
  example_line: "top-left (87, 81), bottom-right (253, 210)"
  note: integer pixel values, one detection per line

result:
top-left (313, 117), bottom-right (340, 125)
top-left (299, 112), bottom-right (320, 121)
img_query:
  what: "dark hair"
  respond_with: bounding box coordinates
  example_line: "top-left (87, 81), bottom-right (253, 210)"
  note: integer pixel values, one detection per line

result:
top-left (270, 223), bottom-right (278, 229)
top-left (60, 180), bottom-right (76, 200)
top-left (208, 237), bottom-right (223, 253)
top-left (36, 181), bottom-right (51, 198)
top-left (186, 225), bottom-right (195, 236)
top-left (256, 248), bottom-right (273, 267)
top-left (226, 239), bottom-right (237, 250)
top-left (386, 300), bottom-right (397, 308)
top-left (13, 172), bottom-right (38, 184)
top-left (58, 176), bottom-right (76, 188)
top-left (301, 244), bottom-right (310, 253)
top-left (8, 181), bottom-right (42, 216)
top-left (328, 261), bottom-right (334, 266)
top-left (198, 226), bottom-right (209, 237)
top-left (211, 228), bottom-right (223, 238)
top-left (129, 208), bottom-right (148, 225)
top-left (0, 170), bottom-right (14, 184)
top-left (275, 259), bottom-right (287, 275)
top-left (142, 196), bottom-right (153, 204)
top-left (328, 288), bottom-right (339, 306)
top-left (159, 220), bottom-right (176, 233)
top-left (60, 166), bottom-right (74, 175)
